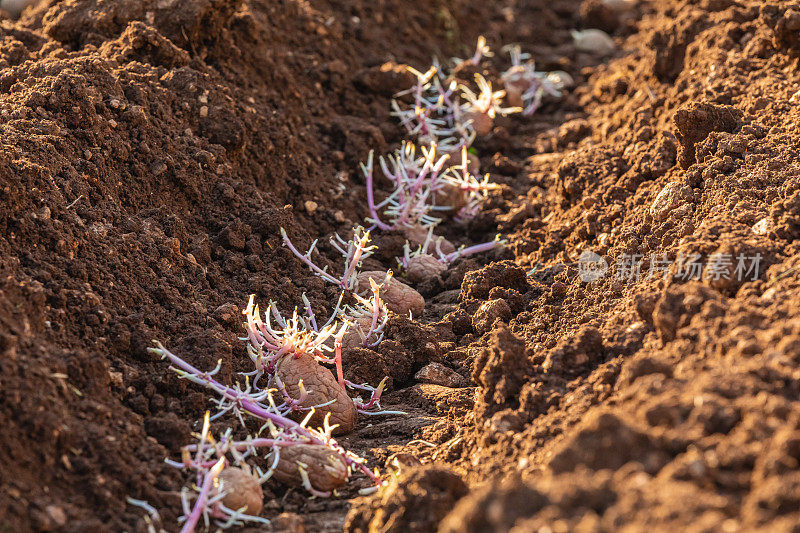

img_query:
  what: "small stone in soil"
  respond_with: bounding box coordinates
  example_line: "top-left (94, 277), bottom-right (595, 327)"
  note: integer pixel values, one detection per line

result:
top-left (415, 362), bottom-right (466, 388)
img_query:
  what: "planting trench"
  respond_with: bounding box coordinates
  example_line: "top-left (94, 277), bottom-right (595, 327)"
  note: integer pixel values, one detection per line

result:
top-left (2, 0), bottom-right (800, 531)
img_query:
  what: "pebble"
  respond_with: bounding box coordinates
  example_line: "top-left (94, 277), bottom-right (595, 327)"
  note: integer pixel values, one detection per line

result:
top-left (273, 513), bottom-right (307, 533)
top-left (547, 70), bottom-right (575, 89)
top-left (650, 182), bottom-right (692, 221)
top-left (572, 29), bottom-right (616, 56)
top-left (761, 287), bottom-right (778, 301)
top-left (45, 505), bottom-right (67, 528)
top-left (752, 217), bottom-right (773, 236)
top-left (414, 362), bottom-right (465, 388)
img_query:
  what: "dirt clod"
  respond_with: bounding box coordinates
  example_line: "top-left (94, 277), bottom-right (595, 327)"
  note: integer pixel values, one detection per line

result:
top-left (472, 298), bottom-right (513, 333)
top-left (272, 512), bottom-right (308, 533)
top-left (345, 467), bottom-right (468, 533)
top-left (473, 325), bottom-right (529, 420)
top-left (674, 102), bottom-right (744, 168)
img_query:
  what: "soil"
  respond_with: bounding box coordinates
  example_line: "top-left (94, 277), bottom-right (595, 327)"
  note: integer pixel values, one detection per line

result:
top-left (2, 0), bottom-right (800, 532)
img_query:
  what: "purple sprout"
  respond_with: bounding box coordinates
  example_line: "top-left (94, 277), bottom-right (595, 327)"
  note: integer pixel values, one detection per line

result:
top-left (443, 235), bottom-right (507, 263)
top-left (501, 45), bottom-right (566, 116)
top-left (391, 67), bottom-right (475, 151)
top-left (162, 414), bottom-right (272, 532)
top-left (175, 416), bottom-right (352, 501)
top-left (439, 146), bottom-right (501, 223)
top-left (362, 142), bottom-right (500, 235)
top-left (243, 294), bottom-right (349, 390)
top-left (151, 343), bottom-right (384, 492)
top-left (165, 402), bottom-right (381, 532)
top-left (343, 377), bottom-right (395, 415)
top-left (242, 294), bottom-right (397, 416)
top-left (280, 226), bottom-right (375, 290)
top-left (362, 141), bottom-right (465, 231)
top-left (391, 36), bottom-right (500, 149)
top-left (152, 342), bottom-right (331, 429)
top-left (343, 276), bottom-right (389, 348)
top-left (392, 40), bottom-right (519, 148)
top-left (398, 226), bottom-right (506, 270)
top-left (457, 35), bottom-right (492, 67)
top-left (338, 278), bottom-right (400, 415)
top-left (242, 295), bottom-right (346, 389)
top-left (460, 73), bottom-right (521, 123)
top-left (180, 457), bottom-right (228, 532)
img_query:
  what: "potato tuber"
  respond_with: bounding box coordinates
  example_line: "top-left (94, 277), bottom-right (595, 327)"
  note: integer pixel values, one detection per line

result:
top-left (271, 444), bottom-right (349, 493)
top-left (405, 254), bottom-right (447, 283)
top-left (341, 316), bottom-right (379, 352)
top-left (275, 352), bottom-right (357, 434)
top-left (440, 149), bottom-right (480, 175)
top-left (402, 225), bottom-right (456, 255)
top-left (356, 271), bottom-right (425, 316)
top-left (217, 467), bottom-right (263, 515)
top-left (462, 108), bottom-right (493, 136)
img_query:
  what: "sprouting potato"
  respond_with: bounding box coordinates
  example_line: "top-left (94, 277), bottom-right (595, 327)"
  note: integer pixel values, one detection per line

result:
top-left (217, 467), bottom-right (263, 515)
top-left (502, 67), bottom-right (530, 108)
top-left (405, 254), bottom-right (447, 283)
top-left (275, 352), bottom-right (357, 434)
top-left (462, 107), bottom-right (494, 136)
top-left (440, 148), bottom-right (481, 175)
top-left (341, 315), bottom-right (380, 352)
top-left (270, 444), bottom-right (349, 493)
top-left (356, 271), bottom-right (425, 317)
top-left (402, 225), bottom-right (456, 255)
top-left (434, 182), bottom-right (471, 215)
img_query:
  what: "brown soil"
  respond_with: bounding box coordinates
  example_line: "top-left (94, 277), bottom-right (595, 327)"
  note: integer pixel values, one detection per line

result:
top-left (2, 0), bottom-right (800, 532)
